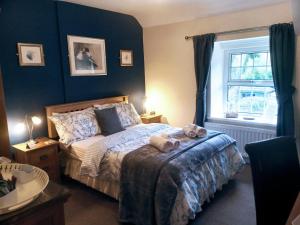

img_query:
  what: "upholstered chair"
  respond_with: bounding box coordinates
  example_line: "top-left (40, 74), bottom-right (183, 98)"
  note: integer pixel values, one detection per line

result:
top-left (245, 137), bottom-right (300, 225)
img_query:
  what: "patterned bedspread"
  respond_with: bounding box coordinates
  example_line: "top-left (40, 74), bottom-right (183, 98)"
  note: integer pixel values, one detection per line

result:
top-left (119, 131), bottom-right (224, 225)
top-left (80, 123), bottom-right (181, 179)
top-left (79, 123), bottom-right (245, 225)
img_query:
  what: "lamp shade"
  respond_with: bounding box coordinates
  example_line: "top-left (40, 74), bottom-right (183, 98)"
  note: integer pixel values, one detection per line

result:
top-left (31, 116), bottom-right (41, 125)
top-left (14, 122), bottom-right (26, 135)
top-left (143, 96), bottom-right (157, 115)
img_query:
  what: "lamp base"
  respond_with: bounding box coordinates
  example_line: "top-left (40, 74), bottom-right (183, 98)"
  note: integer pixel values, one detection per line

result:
top-left (26, 139), bottom-right (37, 149)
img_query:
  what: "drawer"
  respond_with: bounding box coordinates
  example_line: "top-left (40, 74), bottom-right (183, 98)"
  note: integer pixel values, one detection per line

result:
top-left (28, 147), bottom-right (57, 167)
top-left (148, 118), bottom-right (160, 123)
top-left (141, 115), bottom-right (162, 124)
top-left (39, 164), bottom-right (56, 174)
top-left (40, 165), bottom-right (58, 181)
top-left (148, 116), bottom-right (161, 123)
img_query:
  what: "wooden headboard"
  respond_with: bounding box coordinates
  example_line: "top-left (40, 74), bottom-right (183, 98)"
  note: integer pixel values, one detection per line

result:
top-left (45, 95), bottom-right (128, 139)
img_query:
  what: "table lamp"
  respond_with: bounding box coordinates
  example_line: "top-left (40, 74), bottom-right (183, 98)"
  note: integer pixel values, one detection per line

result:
top-left (27, 116), bottom-right (42, 143)
top-left (143, 96), bottom-right (156, 115)
top-left (15, 115), bottom-right (42, 148)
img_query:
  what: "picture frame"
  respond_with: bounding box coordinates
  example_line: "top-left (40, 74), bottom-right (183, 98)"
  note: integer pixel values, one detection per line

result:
top-left (67, 35), bottom-right (107, 76)
top-left (17, 43), bottom-right (45, 66)
top-left (120, 50), bottom-right (133, 66)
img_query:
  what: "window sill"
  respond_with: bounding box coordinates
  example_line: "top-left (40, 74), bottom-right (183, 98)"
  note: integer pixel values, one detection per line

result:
top-left (206, 117), bottom-right (276, 130)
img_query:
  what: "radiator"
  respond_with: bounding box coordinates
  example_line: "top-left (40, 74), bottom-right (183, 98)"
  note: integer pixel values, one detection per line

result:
top-left (205, 122), bottom-right (276, 157)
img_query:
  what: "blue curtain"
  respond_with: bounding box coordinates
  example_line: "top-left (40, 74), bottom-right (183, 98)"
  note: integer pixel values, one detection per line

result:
top-left (270, 23), bottom-right (295, 136)
top-left (193, 33), bottom-right (216, 126)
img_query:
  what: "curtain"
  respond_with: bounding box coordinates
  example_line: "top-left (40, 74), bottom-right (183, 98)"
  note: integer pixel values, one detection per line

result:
top-left (270, 23), bottom-right (296, 136)
top-left (193, 33), bottom-right (216, 126)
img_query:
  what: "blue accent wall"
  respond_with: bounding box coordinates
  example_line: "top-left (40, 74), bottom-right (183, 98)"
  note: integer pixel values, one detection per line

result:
top-left (56, 2), bottom-right (145, 105)
top-left (0, 0), bottom-right (145, 144)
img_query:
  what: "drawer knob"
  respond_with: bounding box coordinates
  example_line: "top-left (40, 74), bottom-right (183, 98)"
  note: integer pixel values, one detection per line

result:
top-left (40, 155), bottom-right (49, 161)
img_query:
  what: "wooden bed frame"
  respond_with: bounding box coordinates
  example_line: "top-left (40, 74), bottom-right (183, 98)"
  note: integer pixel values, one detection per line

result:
top-left (45, 96), bottom-right (128, 139)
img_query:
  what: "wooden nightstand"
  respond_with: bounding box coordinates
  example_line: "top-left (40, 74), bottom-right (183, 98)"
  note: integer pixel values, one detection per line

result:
top-left (141, 114), bottom-right (162, 124)
top-left (13, 137), bottom-right (60, 182)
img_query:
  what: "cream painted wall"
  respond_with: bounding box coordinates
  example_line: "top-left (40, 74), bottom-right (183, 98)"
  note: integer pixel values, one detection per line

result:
top-left (143, 3), bottom-right (293, 127)
top-left (291, 0), bottom-right (300, 34)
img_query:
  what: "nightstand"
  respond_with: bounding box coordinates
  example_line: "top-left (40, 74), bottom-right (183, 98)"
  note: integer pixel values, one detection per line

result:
top-left (141, 114), bottom-right (162, 124)
top-left (13, 137), bottom-right (60, 182)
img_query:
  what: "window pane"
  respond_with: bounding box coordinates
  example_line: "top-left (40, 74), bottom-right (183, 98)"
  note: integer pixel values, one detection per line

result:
top-left (227, 86), bottom-right (277, 117)
top-left (254, 52), bottom-right (267, 66)
top-left (266, 66), bottom-right (272, 79)
top-left (241, 53), bottom-right (254, 67)
top-left (230, 53), bottom-right (273, 81)
top-left (240, 67), bottom-right (253, 80)
top-left (230, 68), bottom-right (241, 79)
top-left (267, 53), bottom-right (271, 66)
top-left (231, 54), bottom-right (241, 67)
top-left (227, 86), bottom-right (243, 112)
top-left (253, 66), bottom-right (267, 80)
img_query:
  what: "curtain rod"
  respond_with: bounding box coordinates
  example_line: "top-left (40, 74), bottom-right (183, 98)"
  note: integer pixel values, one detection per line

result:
top-left (185, 22), bottom-right (293, 40)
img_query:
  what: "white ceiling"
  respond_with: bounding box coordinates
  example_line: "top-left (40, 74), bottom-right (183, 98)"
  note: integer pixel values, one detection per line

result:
top-left (63, 0), bottom-right (289, 27)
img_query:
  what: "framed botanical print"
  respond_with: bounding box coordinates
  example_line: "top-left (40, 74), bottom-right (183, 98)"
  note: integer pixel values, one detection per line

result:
top-left (120, 50), bottom-right (133, 66)
top-left (17, 43), bottom-right (45, 66)
top-left (67, 35), bottom-right (107, 76)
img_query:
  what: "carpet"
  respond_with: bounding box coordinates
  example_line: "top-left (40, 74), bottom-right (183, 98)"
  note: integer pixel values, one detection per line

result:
top-left (63, 166), bottom-right (255, 225)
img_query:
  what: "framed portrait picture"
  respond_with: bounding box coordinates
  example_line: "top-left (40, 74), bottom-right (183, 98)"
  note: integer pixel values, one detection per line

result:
top-left (120, 50), bottom-right (133, 66)
top-left (17, 43), bottom-right (45, 66)
top-left (67, 35), bottom-right (107, 76)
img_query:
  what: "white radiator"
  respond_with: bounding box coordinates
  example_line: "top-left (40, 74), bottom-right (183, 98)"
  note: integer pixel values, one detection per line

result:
top-left (205, 122), bottom-right (276, 157)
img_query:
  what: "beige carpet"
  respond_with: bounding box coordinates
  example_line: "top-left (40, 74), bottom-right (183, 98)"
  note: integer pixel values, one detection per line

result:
top-left (63, 166), bottom-right (255, 225)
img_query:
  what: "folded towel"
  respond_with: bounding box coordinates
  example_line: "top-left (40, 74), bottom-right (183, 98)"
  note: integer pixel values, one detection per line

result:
top-left (183, 124), bottom-right (207, 138)
top-left (168, 138), bottom-right (180, 149)
top-left (149, 136), bottom-right (180, 153)
top-left (183, 125), bottom-right (197, 138)
top-left (160, 129), bottom-right (185, 139)
top-left (195, 126), bottom-right (207, 138)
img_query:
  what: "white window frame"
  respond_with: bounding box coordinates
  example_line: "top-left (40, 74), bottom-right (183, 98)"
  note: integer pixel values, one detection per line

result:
top-left (223, 46), bottom-right (273, 115)
top-left (208, 36), bottom-right (277, 128)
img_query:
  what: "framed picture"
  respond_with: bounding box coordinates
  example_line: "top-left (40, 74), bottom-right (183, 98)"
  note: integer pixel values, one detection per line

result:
top-left (67, 35), bottom-right (107, 76)
top-left (17, 43), bottom-right (45, 66)
top-left (120, 50), bottom-right (133, 66)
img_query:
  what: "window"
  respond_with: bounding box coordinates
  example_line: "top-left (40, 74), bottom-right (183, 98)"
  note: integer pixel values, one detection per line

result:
top-left (209, 36), bottom-right (277, 125)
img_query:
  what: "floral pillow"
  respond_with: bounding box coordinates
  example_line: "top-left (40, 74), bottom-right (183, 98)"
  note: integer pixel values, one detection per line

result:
top-left (94, 102), bottom-right (141, 128)
top-left (49, 107), bottom-right (100, 145)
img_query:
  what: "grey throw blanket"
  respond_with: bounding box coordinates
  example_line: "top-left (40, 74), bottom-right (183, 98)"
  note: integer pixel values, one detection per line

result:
top-left (119, 131), bottom-right (235, 225)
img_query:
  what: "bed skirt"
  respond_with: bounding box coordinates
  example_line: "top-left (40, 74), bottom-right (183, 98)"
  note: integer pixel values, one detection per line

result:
top-left (64, 154), bottom-right (120, 199)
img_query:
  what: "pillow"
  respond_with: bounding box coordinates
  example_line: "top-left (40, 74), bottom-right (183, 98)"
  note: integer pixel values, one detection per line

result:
top-left (49, 107), bottom-right (100, 145)
top-left (94, 107), bottom-right (125, 136)
top-left (94, 102), bottom-right (141, 128)
top-left (128, 103), bottom-right (142, 125)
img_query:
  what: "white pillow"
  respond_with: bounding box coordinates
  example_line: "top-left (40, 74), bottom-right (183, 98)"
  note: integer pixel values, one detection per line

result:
top-left (128, 103), bottom-right (142, 125)
top-left (49, 107), bottom-right (100, 145)
top-left (94, 102), bottom-right (141, 128)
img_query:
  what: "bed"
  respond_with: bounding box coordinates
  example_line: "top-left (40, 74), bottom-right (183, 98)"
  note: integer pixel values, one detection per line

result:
top-left (46, 96), bottom-right (245, 225)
